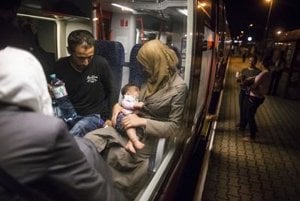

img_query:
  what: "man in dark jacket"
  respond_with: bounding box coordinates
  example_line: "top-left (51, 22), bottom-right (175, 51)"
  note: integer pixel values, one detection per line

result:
top-left (53, 30), bottom-right (115, 136)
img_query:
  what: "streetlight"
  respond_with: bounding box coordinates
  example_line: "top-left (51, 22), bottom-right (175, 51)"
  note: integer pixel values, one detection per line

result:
top-left (264, 0), bottom-right (273, 41)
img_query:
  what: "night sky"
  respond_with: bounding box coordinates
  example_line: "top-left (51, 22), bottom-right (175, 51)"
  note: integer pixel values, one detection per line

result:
top-left (224, 0), bottom-right (300, 40)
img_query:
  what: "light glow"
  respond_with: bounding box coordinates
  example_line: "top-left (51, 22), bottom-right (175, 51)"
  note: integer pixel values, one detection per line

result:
top-left (111, 3), bottom-right (136, 13)
top-left (177, 8), bottom-right (188, 16)
top-left (198, 2), bottom-right (207, 8)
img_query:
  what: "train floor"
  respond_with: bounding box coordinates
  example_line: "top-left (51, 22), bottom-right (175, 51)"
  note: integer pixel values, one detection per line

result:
top-left (201, 56), bottom-right (300, 201)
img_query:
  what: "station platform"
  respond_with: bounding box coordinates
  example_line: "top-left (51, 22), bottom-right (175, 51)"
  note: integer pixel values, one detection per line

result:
top-left (201, 56), bottom-right (300, 201)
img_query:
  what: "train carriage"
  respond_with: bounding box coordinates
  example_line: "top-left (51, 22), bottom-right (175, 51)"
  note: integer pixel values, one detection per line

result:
top-left (12, 0), bottom-right (232, 200)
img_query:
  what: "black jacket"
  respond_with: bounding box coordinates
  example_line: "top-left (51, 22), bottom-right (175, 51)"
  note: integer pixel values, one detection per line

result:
top-left (0, 104), bottom-right (117, 201)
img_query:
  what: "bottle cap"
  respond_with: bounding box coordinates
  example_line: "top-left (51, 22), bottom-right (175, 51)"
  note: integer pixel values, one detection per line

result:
top-left (50, 74), bottom-right (56, 79)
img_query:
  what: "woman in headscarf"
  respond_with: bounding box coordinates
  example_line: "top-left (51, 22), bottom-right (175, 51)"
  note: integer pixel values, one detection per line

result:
top-left (85, 39), bottom-right (188, 199)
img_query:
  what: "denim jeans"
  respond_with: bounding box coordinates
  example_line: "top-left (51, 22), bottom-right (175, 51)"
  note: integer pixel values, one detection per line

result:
top-left (54, 96), bottom-right (77, 125)
top-left (53, 97), bottom-right (104, 137)
top-left (70, 114), bottom-right (105, 137)
top-left (245, 96), bottom-right (265, 138)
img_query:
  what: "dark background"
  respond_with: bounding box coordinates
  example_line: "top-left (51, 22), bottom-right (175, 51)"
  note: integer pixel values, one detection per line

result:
top-left (224, 0), bottom-right (300, 40)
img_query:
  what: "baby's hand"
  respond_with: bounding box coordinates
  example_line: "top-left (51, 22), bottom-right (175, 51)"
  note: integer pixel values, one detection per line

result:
top-left (104, 120), bottom-right (112, 127)
top-left (135, 102), bottom-right (144, 109)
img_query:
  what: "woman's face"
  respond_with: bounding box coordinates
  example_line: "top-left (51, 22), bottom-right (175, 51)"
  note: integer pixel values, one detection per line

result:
top-left (138, 61), bottom-right (151, 79)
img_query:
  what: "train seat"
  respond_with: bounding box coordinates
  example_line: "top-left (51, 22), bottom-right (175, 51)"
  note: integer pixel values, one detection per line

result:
top-left (128, 44), bottom-right (146, 87)
top-left (95, 40), bottom-right (125, 104)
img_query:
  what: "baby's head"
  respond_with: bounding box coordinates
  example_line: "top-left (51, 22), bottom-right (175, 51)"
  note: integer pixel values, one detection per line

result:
top-left (121, 83), bottom-right (140, 98)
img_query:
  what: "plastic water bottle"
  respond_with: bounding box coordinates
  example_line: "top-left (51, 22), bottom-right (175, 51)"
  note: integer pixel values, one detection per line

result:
top-left (49, 74), bottom-right (77, 128)
top-left (49, 74), bottom-right (68, 99)
top-left (52, 100), bottom-right (62, 118)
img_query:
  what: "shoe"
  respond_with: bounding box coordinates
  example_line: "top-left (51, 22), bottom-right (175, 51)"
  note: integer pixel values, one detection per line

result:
top-left (206, 114), bottom-right (217, 121)
top-left (243, 136), bottom-right (255, 142)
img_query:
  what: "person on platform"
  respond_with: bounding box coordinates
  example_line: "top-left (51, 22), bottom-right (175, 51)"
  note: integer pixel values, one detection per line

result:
top-left (268, 50), bottom-right (286, 96)
top-left (242, 62), bottom-right (271, 142)
top-left (236, 55), bottom-right (261, 130)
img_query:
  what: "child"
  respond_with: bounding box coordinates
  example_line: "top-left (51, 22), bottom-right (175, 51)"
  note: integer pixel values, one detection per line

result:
top-left (115, 83), bottom-right (145, 153)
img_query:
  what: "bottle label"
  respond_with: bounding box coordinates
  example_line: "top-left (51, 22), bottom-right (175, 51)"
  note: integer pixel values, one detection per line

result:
top-left (52, 85), bottom-right (68, 99)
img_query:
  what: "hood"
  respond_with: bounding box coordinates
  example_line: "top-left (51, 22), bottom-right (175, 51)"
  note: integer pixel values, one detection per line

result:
top-left (0, 46), bottom-right (53, 115)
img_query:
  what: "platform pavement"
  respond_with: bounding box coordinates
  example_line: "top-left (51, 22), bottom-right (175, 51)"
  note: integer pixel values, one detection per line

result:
top-left (201, 56), bottom-right (300, 201)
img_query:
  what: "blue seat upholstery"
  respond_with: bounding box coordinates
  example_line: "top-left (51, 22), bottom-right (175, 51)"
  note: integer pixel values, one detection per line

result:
top-left (128, 44), bottom-right (146, 87)
top-left (95, 40), bottom-right (125, 104)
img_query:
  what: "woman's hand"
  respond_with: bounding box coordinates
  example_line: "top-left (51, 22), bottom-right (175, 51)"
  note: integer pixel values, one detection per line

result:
top-left (111, 103), bottom-right (123, 126)
top-left (122, 114), bottom-right (147, 130)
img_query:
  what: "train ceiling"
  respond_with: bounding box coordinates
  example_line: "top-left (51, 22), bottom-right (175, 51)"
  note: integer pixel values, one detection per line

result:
top-left (20, 0), bottom-right (187, 18)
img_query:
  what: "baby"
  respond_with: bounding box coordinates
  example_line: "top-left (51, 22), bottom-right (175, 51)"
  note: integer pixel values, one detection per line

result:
top-left (115, 83), bottom-right (145, 153)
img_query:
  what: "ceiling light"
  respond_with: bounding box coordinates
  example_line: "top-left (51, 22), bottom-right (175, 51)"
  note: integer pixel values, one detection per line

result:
top-left (111, 3), bottom-right (136, 13)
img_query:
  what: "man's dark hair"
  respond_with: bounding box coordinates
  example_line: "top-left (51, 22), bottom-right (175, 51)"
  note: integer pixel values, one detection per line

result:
top-left (121, 83), bottom-right (139, 96)
top-left (67, 30), bottom-right (95, 53)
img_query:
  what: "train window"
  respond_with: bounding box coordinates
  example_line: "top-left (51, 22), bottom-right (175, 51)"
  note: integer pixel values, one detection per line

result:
top-left (96, 1), bottom-right (190, 200)
top-left (13, 0), bottom-right (231, 200)
top-left (193, 26), bottom-right (214, 123)
top-left (120, 4), bottom-right (189, 200)
top-left (17, 1), bottom-right (191, 199)
top-left (14, 14), bottom-right (57, 79)
top-left (16, 16), bottom-right (57, 57)
top-left (103, 1), bottom-right (189, 75)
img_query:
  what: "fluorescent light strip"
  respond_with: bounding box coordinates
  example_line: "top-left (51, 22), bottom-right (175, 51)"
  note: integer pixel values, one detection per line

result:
top-left (177, 8), bottom-right (187, 16)
top-left (111, 3), bottom-right (135, 13)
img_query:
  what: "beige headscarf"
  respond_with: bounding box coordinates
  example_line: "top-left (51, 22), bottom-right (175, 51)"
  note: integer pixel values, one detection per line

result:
top-left (0, 46), bottom-right (53, 115)
top-left (136, 39), bottom-right (178, 98)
